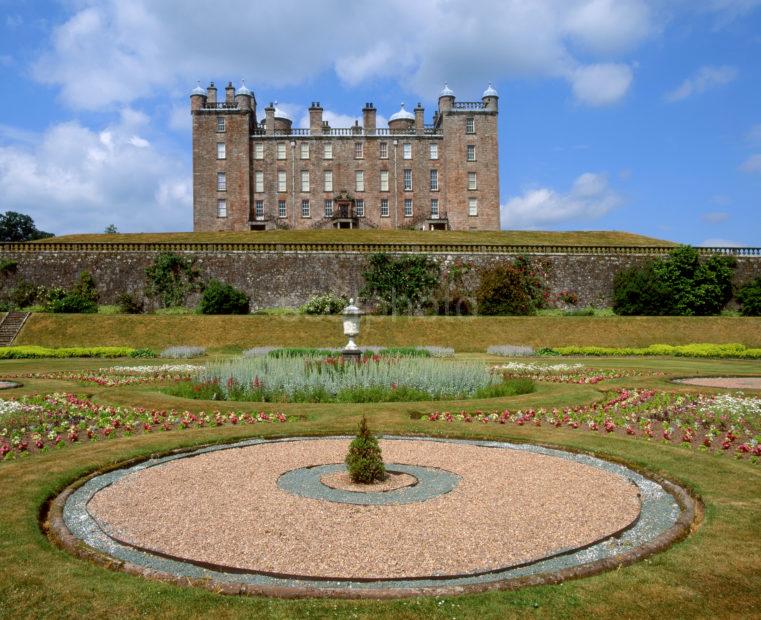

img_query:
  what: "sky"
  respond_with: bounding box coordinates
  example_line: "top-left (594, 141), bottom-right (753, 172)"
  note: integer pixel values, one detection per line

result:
top-left (0, 0), bottom-right (759, 246)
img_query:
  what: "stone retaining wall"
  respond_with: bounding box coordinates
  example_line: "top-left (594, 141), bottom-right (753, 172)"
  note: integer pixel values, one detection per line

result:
top-left (1, 248), bottom-right (759, 310)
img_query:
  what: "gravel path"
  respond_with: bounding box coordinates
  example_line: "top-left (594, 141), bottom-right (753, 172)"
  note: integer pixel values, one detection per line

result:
top-left (88, 439), bottom-right (640, 580)
top-left (675, 376), bottom-right (761, 389)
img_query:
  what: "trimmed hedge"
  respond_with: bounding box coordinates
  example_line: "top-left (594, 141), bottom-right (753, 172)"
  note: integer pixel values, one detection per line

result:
top-left (544, 343), bottom-right (761, 359)
top-left (0, 346), bottom-right (139, 359)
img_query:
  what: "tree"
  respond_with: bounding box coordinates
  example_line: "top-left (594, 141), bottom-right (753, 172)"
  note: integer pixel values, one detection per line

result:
top-left (737, 277), bottom-right (761, 316)
top-left (475, 256), bottom-right (548, 316)
top-left (0, 212), bottom-right (53, 242)
top-left (104, 224), bottom-right (118, 234)
top-left (345, 416), bottom-right (387, 484)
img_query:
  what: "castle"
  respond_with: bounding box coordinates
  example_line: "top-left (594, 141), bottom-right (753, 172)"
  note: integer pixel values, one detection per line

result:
top-left (190, 82), bottom-right (500, 231)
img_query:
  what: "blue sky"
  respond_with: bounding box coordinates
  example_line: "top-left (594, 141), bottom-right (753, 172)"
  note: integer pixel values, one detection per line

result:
top-left (0, 0), bottom-right (759, 245)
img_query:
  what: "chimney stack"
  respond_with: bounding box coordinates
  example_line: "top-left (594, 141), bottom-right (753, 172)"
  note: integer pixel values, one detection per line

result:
top-left (414, 102), bottom-right (424, 134)
top-left (207, 82), bottom-right (217, 104)
top-left (362, 102), bottom-right (376, 134)
top-left (309, 102), bottom-right (323, 135)
top-left (225, 81), bottom-right (235, 104)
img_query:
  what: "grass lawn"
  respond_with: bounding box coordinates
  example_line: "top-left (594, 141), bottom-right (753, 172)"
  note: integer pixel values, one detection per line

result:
top-left (36, 229), bottom-right (676, 246)
top-left (15, 314), bottom-right (761, 350)
top-left (0, 353), bottom-right (759, 618)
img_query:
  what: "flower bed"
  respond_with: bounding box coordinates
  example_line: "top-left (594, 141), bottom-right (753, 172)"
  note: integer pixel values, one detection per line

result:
top-left (426, 390), bottom-right (761, 459)
top-left (493, 362), bottom-right (662, 384)
top-left (7, 365), bottom-right (202, 387)
top-left (0, 393), bottom-right (288, 460)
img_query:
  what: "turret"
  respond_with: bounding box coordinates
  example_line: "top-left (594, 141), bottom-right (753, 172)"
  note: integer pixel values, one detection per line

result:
top-left (438, 82), bottom-right (455, 113)
top-left (482, 83), bottom-right (499, 111)
top-left (190, 82), bottom-right (206, 111)
top-left (235, 80), bottom-right (253, 112)
top-left (388, 103), bottom-right (415, 131)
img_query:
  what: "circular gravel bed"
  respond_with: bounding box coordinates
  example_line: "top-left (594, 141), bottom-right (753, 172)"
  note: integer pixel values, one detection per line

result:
top-left (675, 376), bottom-right (761, 389)
top-left (57, 436), bottom-right (690, 596)
top-left (320, 470), bottom-right (417, 493)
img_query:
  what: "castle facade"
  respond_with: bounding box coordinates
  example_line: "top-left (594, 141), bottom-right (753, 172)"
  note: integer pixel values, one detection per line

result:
top-left (190, 82), bottom-right (500, 231)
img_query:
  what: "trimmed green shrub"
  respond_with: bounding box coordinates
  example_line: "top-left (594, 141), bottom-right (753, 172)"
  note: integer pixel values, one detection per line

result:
top-left (145, 252), bottom-right (201, 308)
top-left (129, 348), bottom-right (157, 358)
top-left (116, 292), bottom-right (144, 314)
top-left (0, 346), bottom-right (136, 359)
top-left (540, 343), bottom-right (761, 359)
top-left (475, 256), bottom-right (547, 316)
top-left (737, 277), bottom-right (761, 316)
top-left (360, 253), bottom-right (440, 314)
top-left (198, 279), bottom-right (249, 315)
top-left (345, 416), bottom-right (387, 484)
top-left (301, 293), bottom-right (347, 315)
top-left (613, 246), bottom-right (736, 316)
top-left (44, 272), bottom-right (99, 313)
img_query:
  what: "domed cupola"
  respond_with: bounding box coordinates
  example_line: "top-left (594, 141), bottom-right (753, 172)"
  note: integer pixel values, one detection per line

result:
top-left (439, 83), bottom-right (455, 98)
top-left (388, 103), bottom-right (415, 130)
top-left (272, 101), bottom-right (292, 131)
top-left (483, 82), bottom-right (498, 98)
top-left (190, 82), bottom-right (206, 96)
top-left (236, 80), bottom-right (252, 97)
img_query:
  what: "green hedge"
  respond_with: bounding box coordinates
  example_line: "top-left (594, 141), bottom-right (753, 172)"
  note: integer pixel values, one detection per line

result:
top-left (544, 343), bottom-right (761, 359)
top-left (0, 346), bottom-right (139, 359)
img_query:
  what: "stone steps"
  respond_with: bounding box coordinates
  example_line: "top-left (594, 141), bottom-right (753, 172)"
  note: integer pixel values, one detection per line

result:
top-left (0, 312), bottom-right (30, 346)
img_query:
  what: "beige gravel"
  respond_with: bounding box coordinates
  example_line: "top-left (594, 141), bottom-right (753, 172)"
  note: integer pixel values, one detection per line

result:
top-left (676, 377), bottom-right (761, 389)
top-left (88, 439), bottom-right (640, 580)
top-left (320, 470), bottom-right (417, 493)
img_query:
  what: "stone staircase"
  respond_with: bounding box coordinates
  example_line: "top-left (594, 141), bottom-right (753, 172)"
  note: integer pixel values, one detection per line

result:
top-left (0, 312), bottom-right (30, 346)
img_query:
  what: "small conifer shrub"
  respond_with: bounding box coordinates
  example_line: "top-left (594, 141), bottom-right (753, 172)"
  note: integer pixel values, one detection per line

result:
top-left (345, 416), bottom-right (387, 484)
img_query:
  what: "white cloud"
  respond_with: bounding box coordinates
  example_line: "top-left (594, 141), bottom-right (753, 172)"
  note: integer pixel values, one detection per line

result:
top-left (701, 211), bottom-right (730, 223)
top-left (699, 238), bottom-right (747, 247)
top-left (31, 0), bottom-right (656, 110)
top-left (0, 117), bottom-right (190, 235)
top-left (740, 154), bottom-right (761, 173)
top-left (501, 172), bottom-right (622, 229)
top-left (665, 65), bottom-right (738, 102)
top-left (569, 63), bottom-right (633, 106)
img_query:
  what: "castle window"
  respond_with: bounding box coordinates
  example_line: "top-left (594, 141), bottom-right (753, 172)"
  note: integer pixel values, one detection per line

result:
top-left (278, 200), bottom-right (287, 218)
top-left (217, 172), bottom-right (226, 191)
top-left (301, 199), bottom-right (310, 218)
top-left (324, 170), bottom-right (333, 192)
top-left (300, 143), bottom-right (309, 159)
top-left (324, 143), bottom-right (333, 159)
top-left (468, 197), bottom-right (478, 216)
top-left (402, 143), bottom-right (412, 160)
top-left (468, 172), bottom-right (477, 190)
top-left (300, 170), bottom-right (310, 192)
top-left (277, 171), bottom-right (287, 192)
top-left (217, 199), bottom-right (227, 218)
top-left (380, 198), bottom-right (389, 217)
top-left (466, 117), bottom-right (475, 134)
top-left (254, 200), bottom-right (264, 219)
top-left (324, 199), bottom-right (333, 217)
top-left (429, 143), bottom-right (438, 160)
top-left (255, 171), bottom-right (264, 193)
top-left (379, 142), bottom-right (388, 159)
top-left (354, 142), bottom-right (364, 159)
top-left (403, 169), bottom-right (412, 191)
top-left (217, 142), bottom-right (226, 159)
top-left (216, 116), bottom-right (225, 132)
top-left (355, 170), bottom-right (365, 192)
top-left (467, 145), bottom-right (476, 161)
top-left (429, 169), bottom-right (438, 191)
top-left (404, 199), bottom-right (413, 217)
top-left (380, 170), bottom-right (389, 192)
top-left (431, 198), bottom-right (439, 218)
top-left (276, 143), bottom-right (286, 159)
top-left (254, 143), bottom-right (264, 159)
top-left (356, 199), bottom-right (365, 217)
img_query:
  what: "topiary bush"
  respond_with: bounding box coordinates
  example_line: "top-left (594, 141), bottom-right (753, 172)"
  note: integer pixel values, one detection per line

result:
top-left (345, 416), bottom-right (387, 484)
top-left (198, 279), bottom-right (249, 314)
top-left (737, 277), bottom-right (761, 316)
top-left (301, 292), bottom-right (347, 315)
top-left (475, 256), bottom-right (547, 316)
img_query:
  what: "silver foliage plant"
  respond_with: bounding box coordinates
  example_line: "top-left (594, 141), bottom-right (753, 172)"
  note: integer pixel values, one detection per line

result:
top-left (200, 356), bottom-right (496, 399)
top-left (160, 346), bottom-right (207, 359)
top-left (487, 345), bottom-right (535, 357)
